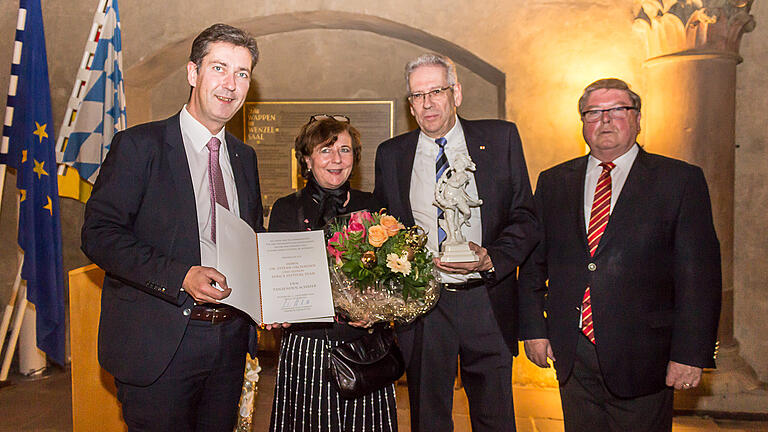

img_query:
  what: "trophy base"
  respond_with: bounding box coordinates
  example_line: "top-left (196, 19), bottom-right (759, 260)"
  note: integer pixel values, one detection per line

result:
top-left (440, 243), bottom-right (479, 263)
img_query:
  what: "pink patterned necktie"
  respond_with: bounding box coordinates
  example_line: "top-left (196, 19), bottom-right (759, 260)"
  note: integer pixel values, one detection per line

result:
top-left (581, 161), bottom-right (615, 344)
top-left (207, 137), bottom-right (229, 243)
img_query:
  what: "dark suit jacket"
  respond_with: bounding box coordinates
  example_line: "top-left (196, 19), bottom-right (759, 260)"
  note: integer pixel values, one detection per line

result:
top-left (268, 187), bottom-right (377, 233)
top-left (518, 148), bottom-right (721, 398)
top-left (268, 187), bottom-right (383, 341)
top-left (82, 113), bottom-right (264, 386)
top-left (373, 118), bottom-right (538, 357)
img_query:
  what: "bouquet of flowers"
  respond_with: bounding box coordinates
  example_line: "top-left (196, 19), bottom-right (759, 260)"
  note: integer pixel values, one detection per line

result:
top-left (325, 210), bottom-right (439, 324)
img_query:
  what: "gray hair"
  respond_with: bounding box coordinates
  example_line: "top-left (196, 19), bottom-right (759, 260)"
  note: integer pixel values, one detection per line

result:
top-left (578, 78), bottom-right (641, 114)
top-left (405, 53), bottom-right (458, 94)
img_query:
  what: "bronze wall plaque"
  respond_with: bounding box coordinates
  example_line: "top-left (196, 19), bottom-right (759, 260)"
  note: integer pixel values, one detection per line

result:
top-left (243, 101), bottom-right (394, 216)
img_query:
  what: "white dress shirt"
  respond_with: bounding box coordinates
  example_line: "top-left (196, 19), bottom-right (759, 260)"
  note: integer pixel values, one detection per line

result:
top-left (410, 117), bottom-right (483, 283)
top-left (583, 144), bottom-right (639, 230)
top-left (179, 105), bottom-right (240, 268)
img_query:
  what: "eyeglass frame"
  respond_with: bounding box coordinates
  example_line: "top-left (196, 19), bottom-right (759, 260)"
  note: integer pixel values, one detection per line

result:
top-left (407, 85), bottom-right (454, 105)
top-left (309, 114), bottom-right (350, 124)
top-left (581, 106), bottom-right (638, 123)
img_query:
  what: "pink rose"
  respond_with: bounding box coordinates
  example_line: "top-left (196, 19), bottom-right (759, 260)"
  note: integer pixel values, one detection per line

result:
top-left (350, 210), bottom-right (374, 225)
top-left (346, 221), bottom-right (366, 236)
top-left (327, 232), bottom-right (346, 264)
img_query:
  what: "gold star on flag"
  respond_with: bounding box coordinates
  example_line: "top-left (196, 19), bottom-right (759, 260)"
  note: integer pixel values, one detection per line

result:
top-left (22, 150), bottom-right (27, 163)
top-left (44, 196), bottom-right (53, 216)
top-left (33, 159), bottom-right (48, 179)
top-left (20, 189), bottom-right (27, 202)
top-left (33, 122), bottom-right (48, 143)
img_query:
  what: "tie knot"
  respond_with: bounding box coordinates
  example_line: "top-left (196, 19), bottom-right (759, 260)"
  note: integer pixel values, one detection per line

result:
top-left (435, 137), bottom-right (447, 148)
top-left (600, 162), bottom-right (616, 172)
top-left (207, 137), bottom-right (221, 153)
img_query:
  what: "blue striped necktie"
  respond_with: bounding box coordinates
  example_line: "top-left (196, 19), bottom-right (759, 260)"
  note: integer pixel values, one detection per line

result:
top-left (435, 137), bottom-right (449, 247)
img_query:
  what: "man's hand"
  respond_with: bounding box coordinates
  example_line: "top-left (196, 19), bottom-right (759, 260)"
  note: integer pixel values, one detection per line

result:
top-left (524, 338), bottom-right (555, 368)
top-left (665, 361), bottom-right (703, 390)
top-left (434, 242), bottom-right (493, 274)
top-left (182, 266), bottom-right (231, 304)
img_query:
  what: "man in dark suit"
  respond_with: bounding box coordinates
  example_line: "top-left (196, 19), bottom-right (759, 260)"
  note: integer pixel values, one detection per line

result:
top-left (519, 78), bottom-right (721, 431)
top-left (81, 24), bottom-right (264, 431)
top-left (374, 53), bottom-right (538, 432)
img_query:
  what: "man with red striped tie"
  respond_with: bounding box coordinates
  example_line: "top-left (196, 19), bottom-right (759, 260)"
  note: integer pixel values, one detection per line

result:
top-left (518, 78), bottom-right (721, 432)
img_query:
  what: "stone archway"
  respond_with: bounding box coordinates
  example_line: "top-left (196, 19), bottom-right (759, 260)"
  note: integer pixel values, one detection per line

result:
top-left (124, 11), bottom-right (506, 124)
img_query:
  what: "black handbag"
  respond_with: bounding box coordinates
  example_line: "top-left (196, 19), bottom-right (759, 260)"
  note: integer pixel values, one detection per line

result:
top-left (325, 328), bottom-right (405, 399)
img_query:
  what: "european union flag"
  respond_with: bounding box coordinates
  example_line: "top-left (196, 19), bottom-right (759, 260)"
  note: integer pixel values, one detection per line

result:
top-left (0, 0), bottom-right (66, 366)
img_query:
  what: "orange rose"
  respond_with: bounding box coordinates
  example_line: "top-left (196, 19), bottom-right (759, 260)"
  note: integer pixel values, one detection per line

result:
top-left (367, 225), bottom-right (389, 247)
top-left (379, 215), bottom-right (404, 236)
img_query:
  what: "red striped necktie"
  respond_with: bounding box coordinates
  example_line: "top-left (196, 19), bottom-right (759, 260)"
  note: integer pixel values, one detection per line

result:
top-left (581, 161), bottom-right (615, 344)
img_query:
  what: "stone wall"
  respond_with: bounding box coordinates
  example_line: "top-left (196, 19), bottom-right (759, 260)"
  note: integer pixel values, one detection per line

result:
top-left (735, 0), bottom-right (768, 382)
top-left (0, 0), bottom-right (765, 383)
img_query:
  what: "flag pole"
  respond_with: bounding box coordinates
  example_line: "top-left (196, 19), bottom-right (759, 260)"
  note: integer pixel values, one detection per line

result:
top-left (0, 254), bottom-right (23, 361)
top-left (0, 259), bottom-right (26, 382)
top-left (0, 186), bottom-right (44, 381)
top-left (0, 165), bottom-right (6, 219)
top-left (0, 192), bottom-right (27, 382)
top-left (0, 5), bottom-right (24, 378)
top-left (0, 1), bottom-right (26, 220)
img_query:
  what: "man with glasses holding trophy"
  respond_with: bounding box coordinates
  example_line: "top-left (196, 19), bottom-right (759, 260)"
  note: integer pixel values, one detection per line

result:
top-left (374, 53), bottom-right (538, 431)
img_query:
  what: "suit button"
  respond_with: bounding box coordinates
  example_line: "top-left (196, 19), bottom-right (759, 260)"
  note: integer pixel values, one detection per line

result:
top-left (588, 263), bottom-right (597, 271)
top-left (183, 308), bottom-right (191, 316)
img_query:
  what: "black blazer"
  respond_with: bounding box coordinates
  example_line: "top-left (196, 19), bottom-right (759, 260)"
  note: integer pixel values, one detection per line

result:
top-left (268, 187), bottom-right (378, 233)
top-left (518, 148), bottom-right (721, 398)
top-left (268, 186), bottom-right (381, 341)
top-left (82, 113), bottom-right (264, 386)
top-left (373, 117), bottom-right (538, 356)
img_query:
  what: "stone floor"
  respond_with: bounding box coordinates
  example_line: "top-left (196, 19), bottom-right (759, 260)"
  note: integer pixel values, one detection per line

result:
top-left (1, 353), bottom-right (766, 431)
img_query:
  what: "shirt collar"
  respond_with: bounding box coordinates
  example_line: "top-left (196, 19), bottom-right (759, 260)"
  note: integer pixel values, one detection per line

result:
top-left (180, 104), bottom-right (227, 153)
top-left (419, 115), bottom-right (463, 149)
top-left (587, 143), bottom-right (639, 172)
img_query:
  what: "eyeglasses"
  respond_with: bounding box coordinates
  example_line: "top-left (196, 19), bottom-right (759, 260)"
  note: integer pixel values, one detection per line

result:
top-left (581, 106), bottom-right (637, 123)
top-left (407, 85), bottom-right (453, 104)
top-left (309, 114), bottom-right (350, 123)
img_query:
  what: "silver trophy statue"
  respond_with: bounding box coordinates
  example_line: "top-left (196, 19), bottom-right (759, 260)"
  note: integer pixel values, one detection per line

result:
top-left (434, 153), bottom-right (483, 262)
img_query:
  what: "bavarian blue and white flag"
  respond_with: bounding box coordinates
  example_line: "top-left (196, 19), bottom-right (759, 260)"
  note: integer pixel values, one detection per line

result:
top-left (60, 0), bottom-right (125, 183)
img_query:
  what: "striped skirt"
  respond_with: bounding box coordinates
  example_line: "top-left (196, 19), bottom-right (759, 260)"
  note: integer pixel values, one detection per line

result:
top-left (269, 332), bottom-right (398, 432)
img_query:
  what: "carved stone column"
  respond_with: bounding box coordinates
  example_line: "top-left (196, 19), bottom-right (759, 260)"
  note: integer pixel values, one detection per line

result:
top-left (634, 0), bottom-right (765, 413)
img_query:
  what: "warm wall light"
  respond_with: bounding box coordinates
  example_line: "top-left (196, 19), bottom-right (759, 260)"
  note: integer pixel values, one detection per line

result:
top-left (511, 19), bottom-right (644, 178)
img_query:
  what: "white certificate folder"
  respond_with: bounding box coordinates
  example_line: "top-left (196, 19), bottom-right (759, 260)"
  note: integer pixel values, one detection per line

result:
top-left (215, 204), bottom-right (335, 325)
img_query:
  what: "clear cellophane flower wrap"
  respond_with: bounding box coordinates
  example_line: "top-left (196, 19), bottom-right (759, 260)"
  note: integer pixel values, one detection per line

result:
top-left (325, 210), bottom-right (440, 324)
top-left (329, 265), bottom-right (440, 324)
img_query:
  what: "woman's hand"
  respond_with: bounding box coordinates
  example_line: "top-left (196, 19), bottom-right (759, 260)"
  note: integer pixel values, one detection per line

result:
top-left (347, 320), bottom-right (373, 328)
top-left (263, 322), bottom-right (291, 330)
